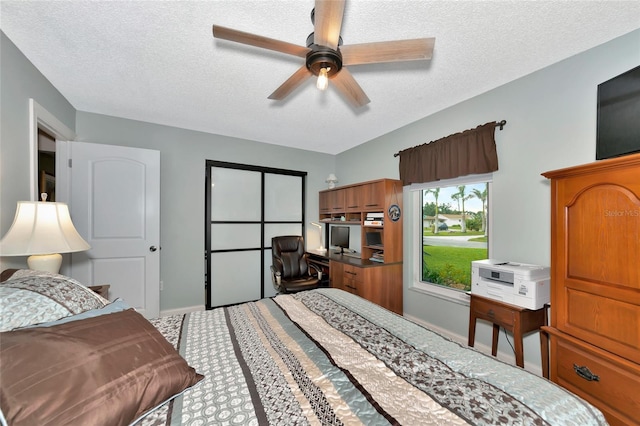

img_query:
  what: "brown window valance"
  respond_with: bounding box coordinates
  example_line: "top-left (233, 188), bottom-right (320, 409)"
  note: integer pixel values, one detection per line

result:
top-left (398, 121), bottom-right (500, 186)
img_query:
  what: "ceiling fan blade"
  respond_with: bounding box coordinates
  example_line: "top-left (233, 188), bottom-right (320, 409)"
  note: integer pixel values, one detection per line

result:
top-left (341, 38), bottom-right (435, 65)
top-left (268, 66), bottom-right (313, 100)
top-left (313, 0), bottom-right (346, 49)
top-left (331, 68), bottom-right (370, 108)
top-left (212, 25), bottom-right (310, 58)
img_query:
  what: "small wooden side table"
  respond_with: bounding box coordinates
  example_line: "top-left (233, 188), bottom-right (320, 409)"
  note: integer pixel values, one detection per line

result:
top-left (468, 294), bottom-right (548, 377)
top-left (89, 284), bottom-right (110, 300)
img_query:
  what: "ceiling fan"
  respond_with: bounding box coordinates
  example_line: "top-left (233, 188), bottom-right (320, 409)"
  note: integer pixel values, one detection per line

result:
top-left (212, 0), bottom-right (435, 108)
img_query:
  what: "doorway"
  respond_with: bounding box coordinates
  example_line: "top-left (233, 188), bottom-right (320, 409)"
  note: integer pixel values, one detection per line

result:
top-left (28, 98), bottom-right (75, 202)
top-left (38, 129), bottom-right (56, 201)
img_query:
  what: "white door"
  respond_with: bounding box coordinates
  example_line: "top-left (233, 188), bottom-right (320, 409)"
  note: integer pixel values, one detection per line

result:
top-left (61, 142), bottom-right (160, 318)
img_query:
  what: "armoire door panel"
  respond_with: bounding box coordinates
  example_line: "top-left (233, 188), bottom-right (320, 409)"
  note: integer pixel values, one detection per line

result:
top-left (565, 184), bottom-right (640, 288)
top-left (564, 288), bottom-right (640, 361)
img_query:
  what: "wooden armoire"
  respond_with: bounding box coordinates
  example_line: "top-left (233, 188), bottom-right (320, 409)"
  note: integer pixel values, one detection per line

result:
top-left (542, 153), bottom-right (640, 426)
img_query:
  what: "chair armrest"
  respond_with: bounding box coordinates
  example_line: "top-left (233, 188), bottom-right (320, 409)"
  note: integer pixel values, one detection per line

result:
top-left (308, 263), bottom-right (322, 279)
top-left (270, 265), bottom-right (283, 292)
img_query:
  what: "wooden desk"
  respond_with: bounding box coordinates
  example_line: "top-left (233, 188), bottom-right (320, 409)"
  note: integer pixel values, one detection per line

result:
top-left (468, 294), bottom-right (548, 377)
top-left (306, 250), bottom-right (403, 314)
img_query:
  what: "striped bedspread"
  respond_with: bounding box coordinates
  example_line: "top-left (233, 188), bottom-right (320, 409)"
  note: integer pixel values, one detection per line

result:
top-left (145, 289), bottom-right (607, 426)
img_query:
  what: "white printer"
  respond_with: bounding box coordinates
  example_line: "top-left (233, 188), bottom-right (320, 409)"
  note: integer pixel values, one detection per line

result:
top-left (471, 259), bottom-right (550, 310)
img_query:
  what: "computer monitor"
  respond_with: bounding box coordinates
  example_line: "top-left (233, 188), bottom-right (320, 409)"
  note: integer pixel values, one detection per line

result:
top-left (330, 226), bottom-right (349, 254)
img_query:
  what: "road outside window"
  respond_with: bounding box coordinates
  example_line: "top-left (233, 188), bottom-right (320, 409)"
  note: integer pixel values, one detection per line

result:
top-left (421, 182), bottom-right (489, 292)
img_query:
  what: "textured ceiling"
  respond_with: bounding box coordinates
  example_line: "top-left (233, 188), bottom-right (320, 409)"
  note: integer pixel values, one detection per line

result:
top-left (2, 1), bottom-right (639, 155)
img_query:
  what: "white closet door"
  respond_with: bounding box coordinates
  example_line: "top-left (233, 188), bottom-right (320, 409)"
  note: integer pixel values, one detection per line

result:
top-left (207, 163), bottom-right (304, 308)
top-left (209, 167), bottom-right (261, 306)
top-left (263, 173), bottom-right (303, 299)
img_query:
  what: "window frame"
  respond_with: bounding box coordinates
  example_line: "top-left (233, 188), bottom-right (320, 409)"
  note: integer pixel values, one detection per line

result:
top-left (408, 173), bottom-right (493, 305)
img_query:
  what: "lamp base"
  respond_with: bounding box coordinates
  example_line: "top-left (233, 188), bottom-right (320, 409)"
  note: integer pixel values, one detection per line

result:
top-left (27, 253), bottom-right (62, 274)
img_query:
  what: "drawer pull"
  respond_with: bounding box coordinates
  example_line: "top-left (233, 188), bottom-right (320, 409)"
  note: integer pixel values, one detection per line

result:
top-left (487, 309), bottom-right (495, 320)
top-left (573, 364), bottom-right (600, 382)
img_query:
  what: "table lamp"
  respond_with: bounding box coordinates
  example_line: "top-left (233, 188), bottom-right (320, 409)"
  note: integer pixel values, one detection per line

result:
top-left (310, 222), bottom-right (327, 254)
top-left (0, 200), bottom-right (90, 274)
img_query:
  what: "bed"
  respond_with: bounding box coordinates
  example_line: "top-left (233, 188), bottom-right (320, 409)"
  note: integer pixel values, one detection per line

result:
top-left (0, 270), bottom-right (608, 426)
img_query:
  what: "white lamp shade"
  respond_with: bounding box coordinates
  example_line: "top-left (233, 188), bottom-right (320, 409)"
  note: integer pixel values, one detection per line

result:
top-left (326, 174), bottom-right (338, 189)
top-left (0, 201), bottom-right (90, 256)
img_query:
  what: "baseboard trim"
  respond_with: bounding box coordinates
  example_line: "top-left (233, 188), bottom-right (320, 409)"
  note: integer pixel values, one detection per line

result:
top-left (403, 313), bottom-right (542, 376)
top-left (160, 305), bottom-right (205, 317)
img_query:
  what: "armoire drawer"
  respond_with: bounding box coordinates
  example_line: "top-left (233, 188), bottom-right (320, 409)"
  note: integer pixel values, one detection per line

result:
top-left (552, 335), bottom-right (640, 425)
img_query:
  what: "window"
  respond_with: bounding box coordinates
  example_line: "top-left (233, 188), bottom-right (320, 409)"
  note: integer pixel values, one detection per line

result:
top-left (411, 174), bottom-right (491, 303)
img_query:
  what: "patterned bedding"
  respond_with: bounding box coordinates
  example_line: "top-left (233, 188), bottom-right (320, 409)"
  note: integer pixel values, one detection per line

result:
top-left (145, 289), bottom-right (607, 426)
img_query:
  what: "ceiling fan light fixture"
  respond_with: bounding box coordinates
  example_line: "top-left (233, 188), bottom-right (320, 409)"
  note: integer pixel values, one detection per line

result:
top-left (306, 46), bottom-right (342, 94)
top-left (317, 67), bottom-right (330, 91)
top-left (211, 0), bottom-right (434, 108)
top-left (306, 47), bottom-right (342, 75)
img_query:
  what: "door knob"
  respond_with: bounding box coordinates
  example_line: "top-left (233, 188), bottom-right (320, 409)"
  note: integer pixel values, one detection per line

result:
top-left (150, 246), bottom-right (158, 252)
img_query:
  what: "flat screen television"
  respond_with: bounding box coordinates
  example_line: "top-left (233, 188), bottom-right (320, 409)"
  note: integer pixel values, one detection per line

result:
top-left (596, 65), bottom-right (640, 160)
top-left (331, 226), bottom-right (349, 254)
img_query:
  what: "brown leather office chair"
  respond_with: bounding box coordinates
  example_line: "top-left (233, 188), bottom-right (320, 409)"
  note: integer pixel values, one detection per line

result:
top-left (271, 235), bottom-right (321, 293)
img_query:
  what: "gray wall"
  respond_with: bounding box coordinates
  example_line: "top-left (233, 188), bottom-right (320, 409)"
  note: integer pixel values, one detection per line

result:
top-left (74, 113), bottom-right (334, 310)
top-left (335, 29), bottom-right (640, 370)
top-left (2, 25), bottom-right (639, 370)
top-left (0, 32), bottom-right (76, 270)
top-left (0, 30), bottom-right (334, 311)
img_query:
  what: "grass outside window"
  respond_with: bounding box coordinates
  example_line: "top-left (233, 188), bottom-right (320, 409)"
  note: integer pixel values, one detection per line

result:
top-left (421, 182), bottom-right (489, 291)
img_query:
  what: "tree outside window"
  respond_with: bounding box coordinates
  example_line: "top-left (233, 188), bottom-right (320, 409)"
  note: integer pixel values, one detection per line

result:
top-left (421, 182), bottom-right (489, 291)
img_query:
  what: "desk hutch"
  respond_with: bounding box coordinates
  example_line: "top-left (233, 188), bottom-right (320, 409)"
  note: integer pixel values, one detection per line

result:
top-left (313, 178), bottom-right (403, 314)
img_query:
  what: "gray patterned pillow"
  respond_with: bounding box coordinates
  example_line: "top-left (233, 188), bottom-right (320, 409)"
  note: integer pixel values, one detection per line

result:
top-left (0, 271), bottom-right (109, 332)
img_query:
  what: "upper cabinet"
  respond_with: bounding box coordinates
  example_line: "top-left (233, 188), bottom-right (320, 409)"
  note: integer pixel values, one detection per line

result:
top-left (360, 180), bottom-right (385, 211)
top-left (345, 186), bottom-right (361, 212)
top-left (319, 178), bottom-right (403, 264)
top-left (320, 188), bottom-right (346, 213)
top-left (329, 188), bottom-right (346, 212)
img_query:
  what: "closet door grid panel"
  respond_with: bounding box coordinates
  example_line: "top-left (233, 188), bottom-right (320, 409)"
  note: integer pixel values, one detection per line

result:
top-left (206, 161), bottom-right (306, 308)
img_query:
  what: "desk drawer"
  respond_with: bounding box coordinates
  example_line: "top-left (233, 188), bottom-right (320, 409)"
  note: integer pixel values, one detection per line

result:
top-left (343, 264), bottom-right (363, 293)
top-left (471, 296), bottom-right (516, 326)
top-left (552, 335), bottom-right (640, 425)
top-left (343, 264), bottom-right (363, 283)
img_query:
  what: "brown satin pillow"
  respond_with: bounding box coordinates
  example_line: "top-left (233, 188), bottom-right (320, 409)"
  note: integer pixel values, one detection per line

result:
top-left (0, 309), bottom-right (203, 426)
